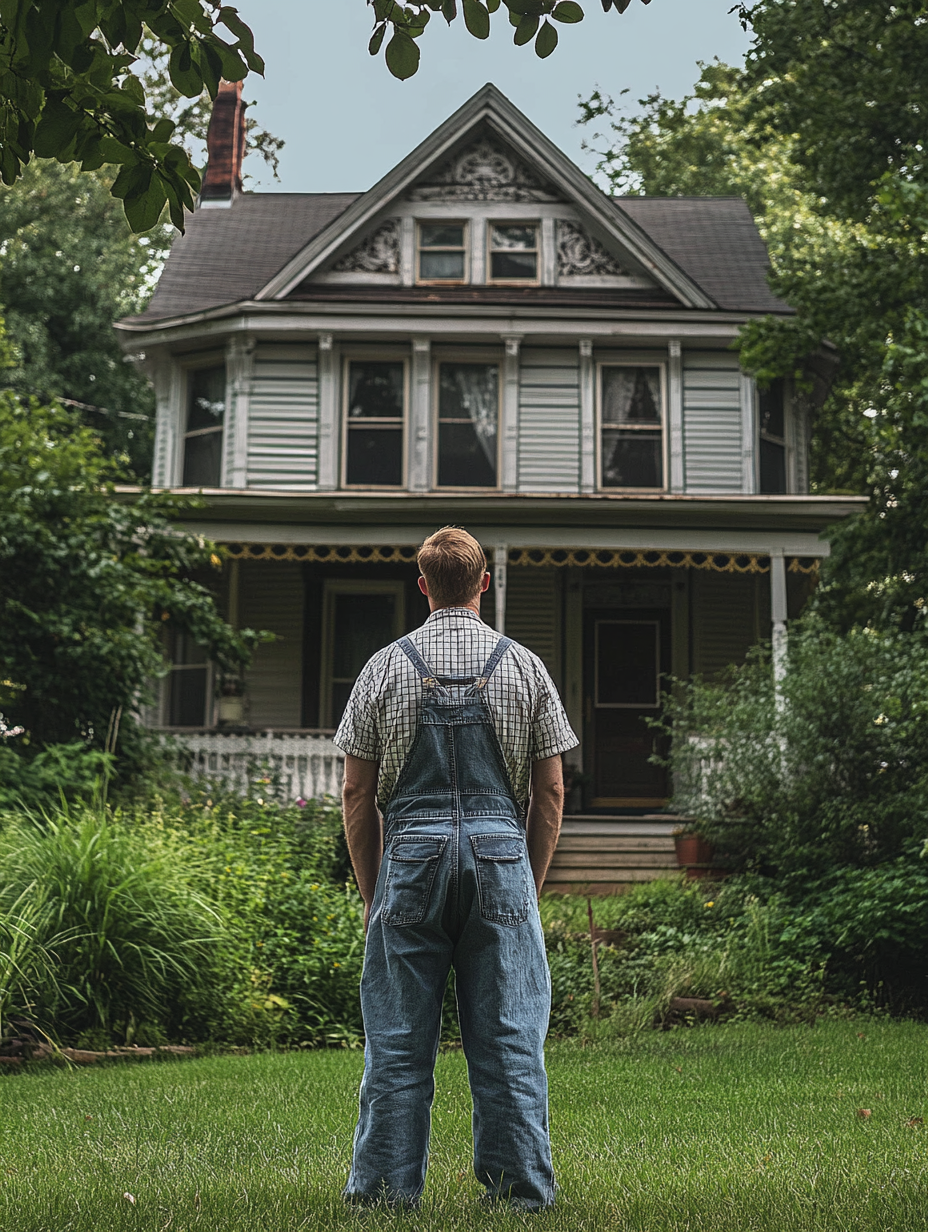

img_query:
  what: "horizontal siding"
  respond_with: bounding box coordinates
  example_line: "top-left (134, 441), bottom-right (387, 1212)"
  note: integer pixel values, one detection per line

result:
top-left (683, 355), bottom-right (742, 493)
top-left (692, 571), bottom-right (759, 680)
top-left (241, 562), bottom-right (304, 727)
top-left (247, 344), bottom-right (318, 489)
top-left (506, 567), bottom-right (561, 686)
top-left (518, 349), bottom-right (580, 493)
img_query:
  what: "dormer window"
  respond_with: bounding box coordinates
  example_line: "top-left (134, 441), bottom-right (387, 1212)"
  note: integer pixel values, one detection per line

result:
top-left (182, 364), bottom-right (225, 487)
top-left (417, 222), bottom-right (467, 283)
top-left (488, 224), bottom-right (538, 282)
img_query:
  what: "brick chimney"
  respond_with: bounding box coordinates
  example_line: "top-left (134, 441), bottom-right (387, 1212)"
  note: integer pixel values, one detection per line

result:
top-left (200, 80), bottom-right (246, 205)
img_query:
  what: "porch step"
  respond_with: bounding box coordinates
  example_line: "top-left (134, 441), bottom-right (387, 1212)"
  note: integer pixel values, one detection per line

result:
top-left (544, 815), bottom-right (682, 894)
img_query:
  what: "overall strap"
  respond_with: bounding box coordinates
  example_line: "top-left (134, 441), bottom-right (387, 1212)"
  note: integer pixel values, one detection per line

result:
top-left (396, 636), bottom-right (438, 686)
top-left (476, 636), bottom-right (513, 690)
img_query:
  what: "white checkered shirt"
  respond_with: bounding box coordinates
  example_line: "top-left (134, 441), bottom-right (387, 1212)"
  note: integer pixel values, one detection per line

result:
top-left (333, 607), bottom-right (578, 807)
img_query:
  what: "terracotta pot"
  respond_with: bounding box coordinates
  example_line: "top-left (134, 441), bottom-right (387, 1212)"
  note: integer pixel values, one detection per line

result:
top-left (674, 832), bottom-right (714, 868)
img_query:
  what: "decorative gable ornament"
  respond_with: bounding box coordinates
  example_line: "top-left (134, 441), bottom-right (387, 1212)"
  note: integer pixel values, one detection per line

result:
top-left (409, 137), bottom-right (560, 203)
top-left (556, 220), bottom-right (630, 277)
top-left (331, 218), bottom-right (401, 273)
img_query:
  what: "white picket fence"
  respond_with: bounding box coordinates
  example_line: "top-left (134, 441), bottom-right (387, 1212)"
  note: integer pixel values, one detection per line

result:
top-left (173, 731), bottom-right (344, 802)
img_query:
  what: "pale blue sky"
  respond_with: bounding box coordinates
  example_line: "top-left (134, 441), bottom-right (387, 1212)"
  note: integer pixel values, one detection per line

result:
top-left (234, 0), bottom-right (750, 194)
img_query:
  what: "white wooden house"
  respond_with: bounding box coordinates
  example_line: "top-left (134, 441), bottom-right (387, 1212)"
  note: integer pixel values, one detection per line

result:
top-left (117, 83), bottom-right (863, 889)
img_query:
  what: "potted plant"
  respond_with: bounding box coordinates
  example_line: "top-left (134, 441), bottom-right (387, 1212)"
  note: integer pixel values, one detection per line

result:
top-left (672, 823), bottom-right (714, 880)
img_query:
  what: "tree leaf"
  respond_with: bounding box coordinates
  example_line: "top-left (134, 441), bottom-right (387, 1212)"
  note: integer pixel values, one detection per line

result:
top-left (534, 18), bottom-right (558, 56)
top-left (369, 23), bottom-right (387, 55)
top-left (514, 15), bottom-right (539, 45)
top-left (486, 0), bottom-right (501, 10)
top-left (168, 40), bottom-right (204, 97)
top-left (441, 0), bottom-right (457, 19)
top-left (463, 0), bottom-right (490, 39)
top-left (384, 29), bottom-right (420, 79)
top-left (33, 98), bottom-right (82, 159)
top-left (123, 177), bottom-right (168, 234)
top-left (552, 1), bottom-right (584, 21)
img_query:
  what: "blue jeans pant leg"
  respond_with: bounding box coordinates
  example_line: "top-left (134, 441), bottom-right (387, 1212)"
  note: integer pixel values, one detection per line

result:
top-left (344, 838), bottom-right (452, 1204)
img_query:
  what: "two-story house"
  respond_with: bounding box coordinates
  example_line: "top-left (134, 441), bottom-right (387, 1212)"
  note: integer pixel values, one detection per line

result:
top-left (117, 82), bottom-right (863, 889)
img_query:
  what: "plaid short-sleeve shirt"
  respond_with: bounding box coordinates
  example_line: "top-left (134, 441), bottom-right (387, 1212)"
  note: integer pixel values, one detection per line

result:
top-left (334, 607), bottom-right (578, 807)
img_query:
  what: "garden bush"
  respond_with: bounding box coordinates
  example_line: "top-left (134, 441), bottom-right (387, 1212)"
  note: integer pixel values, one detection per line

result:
top-left (660, 618), bottom-right (928, 876)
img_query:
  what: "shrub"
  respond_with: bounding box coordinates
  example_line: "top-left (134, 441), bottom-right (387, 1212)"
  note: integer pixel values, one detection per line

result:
top-left (0, 741), bottom-right (114, 811)
top-left (660, 618), bottom-right (928, 875)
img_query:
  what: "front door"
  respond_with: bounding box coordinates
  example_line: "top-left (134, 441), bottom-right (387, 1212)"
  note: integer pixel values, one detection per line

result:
top-left (584, 608), bottom-right (670, 807)
top-left (321, 580), bottom-right (405, 727)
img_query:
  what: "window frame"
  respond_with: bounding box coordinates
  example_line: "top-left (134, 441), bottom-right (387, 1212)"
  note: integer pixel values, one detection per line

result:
top-left (161, 630), bottom-right (215, 729)
top-left (596, 361), bottom-right (669, 493)
top-left (179, 352), bottom-right (227, 489)
top-left (757, 377), bottom-right (790, 494)
top-left (416, 220), bottom-right (469, 286)
top-left (319, 579), bottom-right (406, 728)
top-left (486, 220), bottom-right (540, 286)
top-left (432, 349), bottom-right (503, 492)
top-left (340, 352), bottom-right (409, 490)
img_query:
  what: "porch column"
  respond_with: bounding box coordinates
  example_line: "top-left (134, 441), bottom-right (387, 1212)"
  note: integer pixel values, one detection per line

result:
top-left (770, 548), bottom-right (788, 686)
top-left (493, 544), bottom-right (508, 634)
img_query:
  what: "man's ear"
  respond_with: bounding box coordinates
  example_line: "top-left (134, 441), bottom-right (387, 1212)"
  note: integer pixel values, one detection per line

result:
top-left (418, 576), bottom-right (429, 597)
top-left (480, 572), bottom-right (491, 594)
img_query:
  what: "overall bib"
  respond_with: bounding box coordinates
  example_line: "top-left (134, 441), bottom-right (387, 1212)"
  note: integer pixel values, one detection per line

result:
top-left (344, 634), bottom-right (555, 1209)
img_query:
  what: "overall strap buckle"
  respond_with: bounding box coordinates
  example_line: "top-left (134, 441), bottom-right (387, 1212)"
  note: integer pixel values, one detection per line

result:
top-left (396, 636), bottom-right (438, 686)
top-left (475, 636), bottom-right (513, 689)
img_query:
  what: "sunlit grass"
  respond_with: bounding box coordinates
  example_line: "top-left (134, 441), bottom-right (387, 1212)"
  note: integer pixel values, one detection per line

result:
top-left (2, 1017), bottom-right (927, 1231)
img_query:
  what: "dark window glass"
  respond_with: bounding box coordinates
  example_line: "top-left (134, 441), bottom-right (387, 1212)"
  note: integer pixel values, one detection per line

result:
top-left (600, 366), bottom-right (663, 488)
top-left (345, 361), bottom-right (404, 486)
top-left (760, 438), bottom-right (787, 494)
top-left (437, 363), bottom-right (498, 487)
top-left (330, 592), bottom-right (398, 725)
top-left (167, 632), bottom-right (208, 726)
top-left (183, 364), bottom-right (225, 487)
top-left (759, 378), bottom-right (787, 493)
top-left (418, 223), bottom-right (466, 282)
top-left (596, 621), bottom-right (659, 707)
top-left (489, 224), bottom-right (537, 281)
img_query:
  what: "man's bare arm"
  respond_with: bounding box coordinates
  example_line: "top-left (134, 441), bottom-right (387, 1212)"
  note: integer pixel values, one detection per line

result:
top-left (342, 755), bottom-right (382, 925)
top-left (525, 754), bottom-right (564, 896)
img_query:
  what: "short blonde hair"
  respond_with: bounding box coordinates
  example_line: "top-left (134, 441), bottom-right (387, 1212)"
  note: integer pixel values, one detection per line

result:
top-left (418, 526), bottom-right (487, 607)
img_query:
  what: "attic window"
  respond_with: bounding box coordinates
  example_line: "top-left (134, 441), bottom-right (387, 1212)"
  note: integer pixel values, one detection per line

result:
top-left (488, 224), bottom-right (538, 282)
top-left (417, 223), bottom-right (467, 283)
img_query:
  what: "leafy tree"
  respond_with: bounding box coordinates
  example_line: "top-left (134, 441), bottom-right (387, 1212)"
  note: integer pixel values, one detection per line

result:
top-left (0, 1), bottom-right (263, 232)
top-left (0, 379), bottom-right (262, 761)
top-left (580, 1), bottom-right (928, 632)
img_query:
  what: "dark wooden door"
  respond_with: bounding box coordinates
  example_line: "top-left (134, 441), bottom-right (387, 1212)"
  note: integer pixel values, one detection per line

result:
top-left (584, 607), bottom-right (670, 807)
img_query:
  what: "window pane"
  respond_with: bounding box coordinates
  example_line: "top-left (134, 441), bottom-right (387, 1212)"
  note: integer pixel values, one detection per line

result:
top-left (602, 430), bottom-right (663, 488)
top-left (183, 429), bottom-right (223, 486)
top-left (420, 250), bottom-right (465, 280)
top-left (602, 367), bottom-right (661, 425)
top-left (332, 593), bottom-right (397, 678)
top-left (420, 224), bottom-right (465, 248)
top-left (169, 668), bottom-right (208, 726)
top-left (348, 361), bottom-right (404, 419)
top-left (596, 622), bottom-right (659, 707)
top-left (345, 425), bottom-right (403, 485)
top-left (187, 365), bottom-right (225, 432)
top-left (438, 363), bottom-right (498, 487)
top-left (490, 225), bottom-right (536, 250)
top-left (759, 378), bottom-right (785, 440)
top-left (490, 250), bottom-right (537, 280)
top-left (760, 438), bottom-right (787, 494)
top-left (171, 631), bottom-right (208, 666)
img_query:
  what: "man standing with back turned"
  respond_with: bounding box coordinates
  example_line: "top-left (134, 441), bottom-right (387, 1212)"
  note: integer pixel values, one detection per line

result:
top-left (334, 526), bottom-right (578, 1210)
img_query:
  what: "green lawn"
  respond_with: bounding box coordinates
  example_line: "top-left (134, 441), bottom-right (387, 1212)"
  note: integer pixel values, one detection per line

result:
top-left (2, 1018), bottom-right (927, 1232)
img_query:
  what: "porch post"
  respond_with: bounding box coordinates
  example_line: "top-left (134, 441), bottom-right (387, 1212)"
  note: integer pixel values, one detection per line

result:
top-left (493, 544), bottom-right (508, 634)
top-left (770, 548), bottom-right (788, 688)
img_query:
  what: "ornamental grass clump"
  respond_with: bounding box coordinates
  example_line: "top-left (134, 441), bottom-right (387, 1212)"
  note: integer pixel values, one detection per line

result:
top-left (0, 808), bottom-right (221, 1044)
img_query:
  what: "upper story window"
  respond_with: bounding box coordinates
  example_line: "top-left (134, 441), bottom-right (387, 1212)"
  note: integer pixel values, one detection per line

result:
top-left (437, 362), bottom-right (499, 488)
top-left (417, 222), bottom-right (467, 283)
top-left (759, 378), bottom-right (787, 493)
top-left (344, 360), bottom-right (405, 486)
top-left (599, 365), bottom-right (664, 490)
top-left (488, 224), bottom-right (538, 282)
top-left (182, 364), bottom-right (225, 487)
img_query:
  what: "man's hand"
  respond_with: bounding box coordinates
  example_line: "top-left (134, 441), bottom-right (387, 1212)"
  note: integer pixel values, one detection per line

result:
top-left (342, 755), bottom-right (383, 930)
top-left (525, 755), bottom-right (565, 896)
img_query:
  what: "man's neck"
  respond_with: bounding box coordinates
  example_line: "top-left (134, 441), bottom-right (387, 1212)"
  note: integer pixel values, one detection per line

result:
top-left (428, 600), bottom-right (482, 617)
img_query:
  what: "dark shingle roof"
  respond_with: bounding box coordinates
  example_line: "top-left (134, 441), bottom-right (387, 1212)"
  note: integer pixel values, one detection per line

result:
top-left (616, 196), bottom-right (789, 314)
top-left (126, 190), bottom-right (789, 324)
top-left (133, 192), bottom-right (359, 322)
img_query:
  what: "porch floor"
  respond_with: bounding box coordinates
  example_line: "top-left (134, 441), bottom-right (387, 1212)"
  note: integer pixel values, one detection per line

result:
top-left (544, 815), bottom-right (682, 895)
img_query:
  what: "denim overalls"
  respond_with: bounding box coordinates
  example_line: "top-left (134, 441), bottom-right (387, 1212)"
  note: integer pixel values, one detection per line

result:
top-left (344, 634), bottom-right (555, 1210)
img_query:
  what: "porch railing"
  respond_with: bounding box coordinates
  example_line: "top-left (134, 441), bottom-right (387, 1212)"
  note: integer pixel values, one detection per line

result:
top-left (172, 730), bottom-right (344, 802)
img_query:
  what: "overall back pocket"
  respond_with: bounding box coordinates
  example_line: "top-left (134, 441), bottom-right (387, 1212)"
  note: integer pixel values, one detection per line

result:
top-left (382, 835), bottom-right (448, 927)
top-left (470, 833), bottom-right (531, 927)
